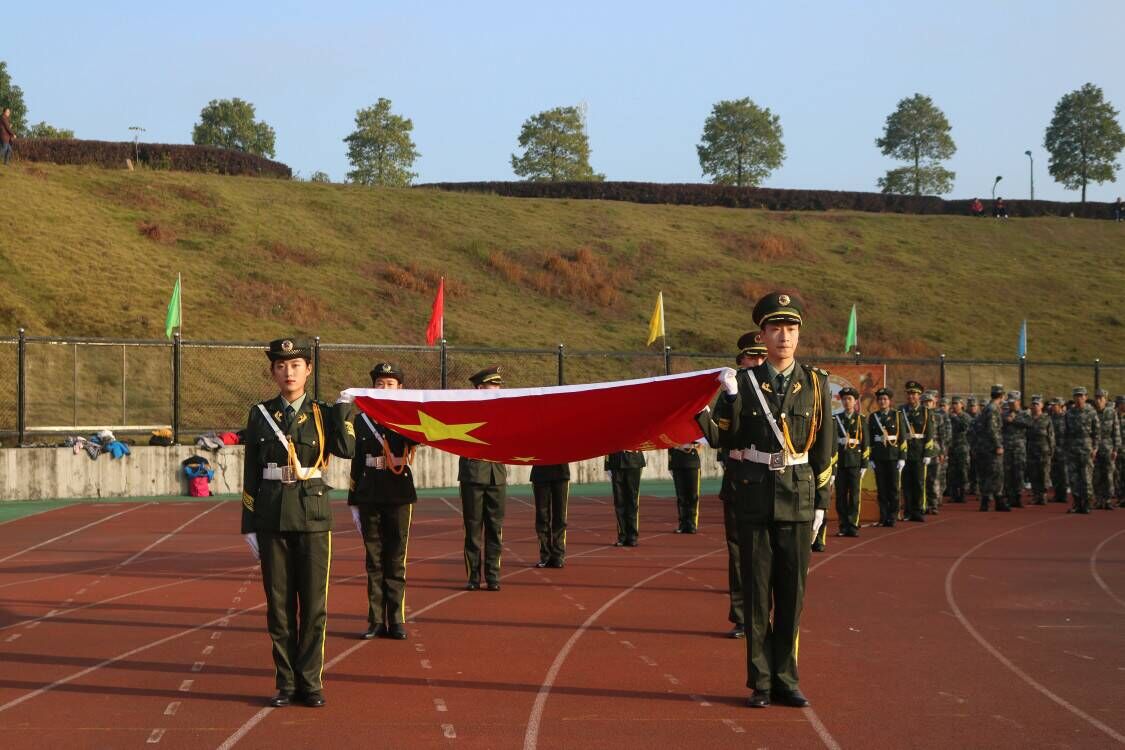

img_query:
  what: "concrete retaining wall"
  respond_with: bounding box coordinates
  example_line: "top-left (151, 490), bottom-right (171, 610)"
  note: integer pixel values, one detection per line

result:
top-left (0, 445), bottom-right (723, 501)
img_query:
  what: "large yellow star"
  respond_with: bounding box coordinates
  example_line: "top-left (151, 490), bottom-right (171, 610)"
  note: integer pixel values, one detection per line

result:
top-left (389, 411), bottom-right (489, 445)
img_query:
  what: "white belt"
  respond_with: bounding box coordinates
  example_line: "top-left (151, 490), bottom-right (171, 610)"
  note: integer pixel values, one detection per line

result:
top-left (365, 454), bottom-right (406, 470)
top-left (907, 433), bottom-right (923, 439)
top-left (262, 463), bottom-right (322, 482)
top-left (838, 438), bottom-right (860, 448)
top-left (728, 446), bottom-right (809, 470)
top-left (874, 435), bottom-right (898, 444)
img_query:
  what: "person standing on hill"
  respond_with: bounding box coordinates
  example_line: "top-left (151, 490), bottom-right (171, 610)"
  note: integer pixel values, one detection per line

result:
top-left (0, 108), bottom-right (15, 165)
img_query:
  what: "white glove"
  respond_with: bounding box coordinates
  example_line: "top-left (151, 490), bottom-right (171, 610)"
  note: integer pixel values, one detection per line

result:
top-left (867, 461), bottom-right (876, 471)
top-left (812, 509), bottom-right (825, 537)
top-left (830, 474), bottom-right (836, 486)
top-left (923, 457), bottom-right (932, 466)
top-left (336, 389), bottom-right (355, 404)
top-left (350, 505), bottom-right (363, 536)
top-left (719, 368), bottom-right (738, 397)
top-left (860, 468), bottom-right (867, 482)
top-left (243, 533), bottom-right (260, 561)
top-left (896, 459), bottom-right (905, 472)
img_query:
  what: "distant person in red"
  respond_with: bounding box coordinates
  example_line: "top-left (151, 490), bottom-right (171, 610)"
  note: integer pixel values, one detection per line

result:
top-left (970, 197), bottom-right (984, 216)
top-left (992, 197), bottom-right (1008, 219)
top-left (0, 108), bottom-right (15, 165)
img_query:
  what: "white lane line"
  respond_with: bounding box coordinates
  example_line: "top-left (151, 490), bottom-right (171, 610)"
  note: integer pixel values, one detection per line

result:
top-left (689, 693), bottom-right (711, 707)
top-left (721, 718), bottom-right (746, 734)
top-left (146, 728), bottom-right (166, 744)
top-left (4, 633), bottom-right (21, 643)
top-left (441, 724), bottom-right (457, 739)
top-left (639, 655), bottom-right (657, 666)
top-left (191, 661), bottom-right (205, 672)
top-left (178, 680), bottom-right (194, 692)
top-left (433, 698), bottom-right (448, 712)
top-left (121, 502), bottom-right (224, 567)
top-left (202, 645), bottom-right (214, 656)
top-left (164, 701), bottom-right (181, 716)
top-left (420, 659), bottom-right (432, 670)
top-left (1090, 528), bottom-right (1125, 611)
top-left (438, 497), bottom-right (463, 516)
top-left (945, 516), bottom-right (1125, 745)
top-left (0, 503), bottom-right (151, 564)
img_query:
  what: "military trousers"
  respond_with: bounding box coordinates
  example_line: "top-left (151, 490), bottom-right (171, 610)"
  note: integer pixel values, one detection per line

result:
top-left (1093, 451), bottom-right (1116, 505)
top-left (533, 479), bottom-right (569, 564)
top-left (873, 460), bottom-right (900, 524)
top-left (948, 448), bottom-right (970, 500)
top-left (736, 519), bottom-right (811, 693)
top-left (720, 473), bottom-right (744, 626)
top-left (834, 467), bottom-right (862, 533)
top-left (671, 467), bottom-right (701, 531)
top-left (901, 457), bottom-right (926, 518)
top-left (1117, 451), bottom-right (1125, 503)
top-left (1067, 452), bottom-right (1093, 511)
top-left (460, 482), bottom-right (507, 584)
top-left (610, 468), bottom-right (642, 544)
top-left (1004, 450), bottom-right (1027, 504)
top-left (258, 530), bottom-right (331, 694)
top-left (359, 503), bottom-right (413, 627)
top-left (1027, 452), bottom-right (1051, 502)
top-left (1051, 453), bottom-right (1070, 502)
top-left (976, 450), bottom-right (1004, 507)
top-left (925, 458), bottom-right (943, 511)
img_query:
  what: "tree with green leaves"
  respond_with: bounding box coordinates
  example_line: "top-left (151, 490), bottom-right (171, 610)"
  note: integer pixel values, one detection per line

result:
top-left (0, 61), bottom-right (28, 135)
top-left (27, 122), bottom-right (74, 139)
top-left (875, 93), bottom-right (956, 196)
top-left (696, 98), bottom-right (785, 187)
top-left (308, 170), bottom-right (331, 183)
top-left (511, 106), bottom-right (603, 182)
top-left (191, 98), bottom-right (276, 158)
top-left (343, 98), bottom-right (420, 187)
top-left (1044, 83), bottom-right (1125, 204)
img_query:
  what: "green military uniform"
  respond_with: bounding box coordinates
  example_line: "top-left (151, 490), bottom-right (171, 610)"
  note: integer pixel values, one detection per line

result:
top-left (833, 388), bottom-right (869, 537)
top-left (1049, 398), bottom-right (1070, 503)
top-left (669, 444), bottom-right (703, 533)
top-left (712, 292), bottom-right (834, 707)
top-left (348, 363), bottom-right (418, 640)
top-left (459, 366), bottom-right (508, 590)
top-left (606, 450), bottom-right (647, 546)
top-left (966, 398), bottom-right (981, 496)
top-left (899, 382), bottom-right (936, 522)
top-left (975, 386), bottom-right (1007, 511)
top-left (241, 338), bottom-right (355, 706)
top-left (1025, 396), bottom-right (1056, 505)
top-left (530, 463), bottom-right (570, 567)
top-left (1001, 392), bottom-right (1031, 507)
top-left (1117, 397), bottom-right (1125, 507)
top-left (947, 397), bottom-right (972, 502)
top-left (1064, 387), bottom-right (1099, 514)
top-left (1093, 390), bottom-right (1121, 509)
top-left (868, 391), bottom-right (907, 526)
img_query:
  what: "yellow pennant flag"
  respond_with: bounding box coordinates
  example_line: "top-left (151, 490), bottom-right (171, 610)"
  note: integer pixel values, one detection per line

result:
top-left (646, 291), bottom-right (665, 346)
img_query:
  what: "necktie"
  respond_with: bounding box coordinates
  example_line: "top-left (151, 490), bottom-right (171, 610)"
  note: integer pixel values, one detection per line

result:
top-left (284, 405), bottom-right (296, 429)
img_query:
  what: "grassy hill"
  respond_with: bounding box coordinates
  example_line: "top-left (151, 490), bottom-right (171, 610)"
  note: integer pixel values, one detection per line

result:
top-left (1, 163), bottom-right (1122, 366)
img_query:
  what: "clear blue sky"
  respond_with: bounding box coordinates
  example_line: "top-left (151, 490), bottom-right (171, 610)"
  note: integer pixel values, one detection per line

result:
top-left (6, 0), bottom-right (1122, 200)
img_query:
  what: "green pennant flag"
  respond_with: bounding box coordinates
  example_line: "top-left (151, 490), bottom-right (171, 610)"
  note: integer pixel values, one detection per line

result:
top-left (844, 303), bottom-right (857, 353)
top-left (164, 274), bottom-right (181, 339)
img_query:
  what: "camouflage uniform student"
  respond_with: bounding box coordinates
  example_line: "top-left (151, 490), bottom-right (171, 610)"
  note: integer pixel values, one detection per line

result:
top-left (1092, 389), bottom-right (1121, 510)
top-left (966, 397), bottom-right (981, 497)
top-left (1025, 396), bottom-right (1055, 505)
top-left (1001, 392), bottom-right (1031, 508)
top-left (946, 396), bottom-right (972, 502)
top-left (1117, 396), bottom-right (1125, 507)
top-left (923, 392), bottom-right (949, 514)
top-left (975, 385), bottom-right (1008, 512)
top-left (1049, 398), bottom-right (1070, 503)
top-left (1064, 387), bottom-right (1099, 515)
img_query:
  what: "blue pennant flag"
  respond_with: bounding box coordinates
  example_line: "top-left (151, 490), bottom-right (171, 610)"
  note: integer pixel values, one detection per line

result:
top-left (1017, 319), bottom-right (1027, 358)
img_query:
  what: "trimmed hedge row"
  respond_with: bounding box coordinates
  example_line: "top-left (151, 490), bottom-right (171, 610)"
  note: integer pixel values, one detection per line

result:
top-left (12, 138), bottom-right (292, 178)
top-left (418, 181), bottom-right (1117, 219)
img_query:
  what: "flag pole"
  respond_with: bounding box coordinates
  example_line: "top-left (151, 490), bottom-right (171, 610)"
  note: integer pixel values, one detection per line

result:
top-left (177, 272), bottom-right (182, 340)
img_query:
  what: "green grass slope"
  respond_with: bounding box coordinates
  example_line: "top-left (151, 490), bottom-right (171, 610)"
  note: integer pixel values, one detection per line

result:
top-left (1, 163), bottom-right (1122, 365)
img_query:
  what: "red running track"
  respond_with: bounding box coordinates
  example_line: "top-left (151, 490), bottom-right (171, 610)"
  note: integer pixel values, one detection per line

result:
top-left (0, 494), bottom-right (1122, 749)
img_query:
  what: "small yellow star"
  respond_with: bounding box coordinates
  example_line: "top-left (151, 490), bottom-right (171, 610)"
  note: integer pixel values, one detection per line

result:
top-left (389, 411), bottom-right (489, 445)
top-left (511, 456), bottom-right (538, 463)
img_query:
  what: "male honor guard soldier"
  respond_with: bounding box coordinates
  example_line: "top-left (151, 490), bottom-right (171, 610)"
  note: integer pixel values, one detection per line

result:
top-left (531, 462), bottom-right (570, 568)
top-left (241, 338), bottom-right (356, 708)
top-left (712, 292), bottom-right (834, 709)
top-left (458, 367), bottom-right (508, 590)
top-left (1117, 396), bottom-right (1125, 507)
top-left (947, 396), bottom-right (972, 503)
top-left (1025, 395), bottom-right (1055, 505)
top-left (348, 363), bottom-right (418, 641)
top-left (606, 450), bottom-right (647, 546)
top-left (868, 387), bottom-right (906, 526)
top-left (976, 385), bottom-right (1008, 512)
top-left (1049, 398), bottom-right (1070, 503)
top-left (1064, 387), bottom-right (1099, 514)
top-left (1093, 389), bottom-right (1121, 510)
top-left (1001, 392), bottom-right (1031, 508)
top-left (832, 386), bottom-right (868, 537)
top-left (899, 382), bottom-right (936, 522)
top-left (669, 442), bottom-right (703, 533)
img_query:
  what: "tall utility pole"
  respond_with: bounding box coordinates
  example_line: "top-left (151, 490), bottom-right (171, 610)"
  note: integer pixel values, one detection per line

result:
top-left (1024, 150), bottom-right (1034, 202)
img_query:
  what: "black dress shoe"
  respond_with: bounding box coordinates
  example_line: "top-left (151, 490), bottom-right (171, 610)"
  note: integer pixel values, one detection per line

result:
top-left (728, 624), bottom-right (745, 639)
top-left (486, 581), bottom-right (501, 591)
top-left (613, 540), bottom-right (627, 547)
top-left (269, 691), bottom-right (294, 708)
top-left (466, 580), bottom-right (480, 591)
top-left (674, 526), bottom-right (685, 534)
top-left (547, 559), bottom-right (565, 568)
top-left (535, 560), bottom-right (549, 568)
top-left (686, 527), bottom-right (698, 534)
top-left (774, 688), bottom-right (810, 707)
top-left (387, 623), bottom-right (408, 640)
top-left (747, 689), bottom-right (770, 708)
top-left (361, 624), bottom-right (386, 640)
top-left (302, 691), bottom-right (326, 708)
top-left (810, 541), bottom-right (825, 552)
top-left (624, 539), bottom-right (638, 547)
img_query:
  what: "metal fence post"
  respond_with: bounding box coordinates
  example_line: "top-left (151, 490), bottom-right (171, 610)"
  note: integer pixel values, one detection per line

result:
top-left (1019, 355), bottom-right (1027, 399)
top-left (440, 339), bottom-right (448, 389)
top-left (939, 354), bottom-right (946, 398)
top-left (1094, 358), bottom-right (1101, 393)
top-left (313, 336), bottom-right (321, 400)
top-left (854, 350), bottom-right (861, 365)
top-left (557, 343), bottom-right (565, 385)
top-left (172, 333), bottom-right (182, 444)
top-left (664, 346), bottom-right (672, 375)
top-left (17, 328), bottom-right (26, 446)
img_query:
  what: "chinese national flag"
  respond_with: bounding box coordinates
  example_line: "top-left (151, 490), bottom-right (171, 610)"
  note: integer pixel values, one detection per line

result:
top-left (425, 277), bottom-right (444, 346)
top-left (344, 369), bottom-right (725, 465)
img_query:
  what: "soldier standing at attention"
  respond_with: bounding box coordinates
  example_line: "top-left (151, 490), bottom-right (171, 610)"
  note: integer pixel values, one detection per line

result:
top-left (1049, 398), bottom-right (1070, 503)
top-left (1025, 395), bottom-right (1055, 505)
top-left (458, 367), bottom-right (508, 590)
top-left (606, 450), bottom-right (647, 546)
top-left (868, 387), bottom-right (906, 526)
top-left (669, 442), bottom-right (703, 533)
top-left (976, 385), bottom-right (1008, 512)
top-left (241, 338), bottom-right (356, 708)
top-left (922, 391), bottom-right (948, 515)
top-left (531, 462), bottom-right (570, 568)
top-left (712, 292), bottom-right (834, 709)
top-left (1002, 392), bottom-right (1031, 508)
top-left (1117, 396), bottom-right (1125, 507)
top-left (833, 386), bottom-right (868, 537)
top-left (966, 397), bottom-right (981, 497)
top-left (899, 381), bottom-right (936, 522)
top-left (1064, 387), bottom-right (1099, 515)
top-left (947, 396), bottom-right (972, 503)
top-left (1092, 389), bottom-right (1121, 510)
top-left (349, 363), bottom-right (418, 641)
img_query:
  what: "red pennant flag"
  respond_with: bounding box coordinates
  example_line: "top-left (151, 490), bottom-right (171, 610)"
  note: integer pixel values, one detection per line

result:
top-left (426, 277), bottom-right (444, 346)
top-left (345, 369), bottom-right (724, 465)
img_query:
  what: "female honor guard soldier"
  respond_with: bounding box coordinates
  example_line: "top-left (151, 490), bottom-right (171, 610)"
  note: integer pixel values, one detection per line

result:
top-left (458, 367), bottom-right (508, 591)
top-left (240, 338), bottom-right (355, 708)
top-left (348, 362), bottom-right (418, 641)
top-left (867, 387), bottom-right (906, 527)
top-left (712, 292), bottom-right (835, 709)
top-left (531, 462), bottom-right (570, 568)
top-left (833, 386), bottom-right (869, 538)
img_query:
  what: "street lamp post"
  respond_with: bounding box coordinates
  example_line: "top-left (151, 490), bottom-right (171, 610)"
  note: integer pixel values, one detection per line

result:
top-left (1024, 150), bottom-right (1034, 202)
top-left (992, 175), bottom-right (1003, 200)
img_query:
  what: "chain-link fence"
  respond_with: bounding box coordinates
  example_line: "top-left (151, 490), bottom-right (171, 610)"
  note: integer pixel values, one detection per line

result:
top-left (1, 331), bottom-right (1121, 445)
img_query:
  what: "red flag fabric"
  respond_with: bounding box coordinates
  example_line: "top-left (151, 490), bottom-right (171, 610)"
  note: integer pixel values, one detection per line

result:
top-left (425, 277), bottom-right (444, 346)
top-left (344, 368), bottom-right (726, 465)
